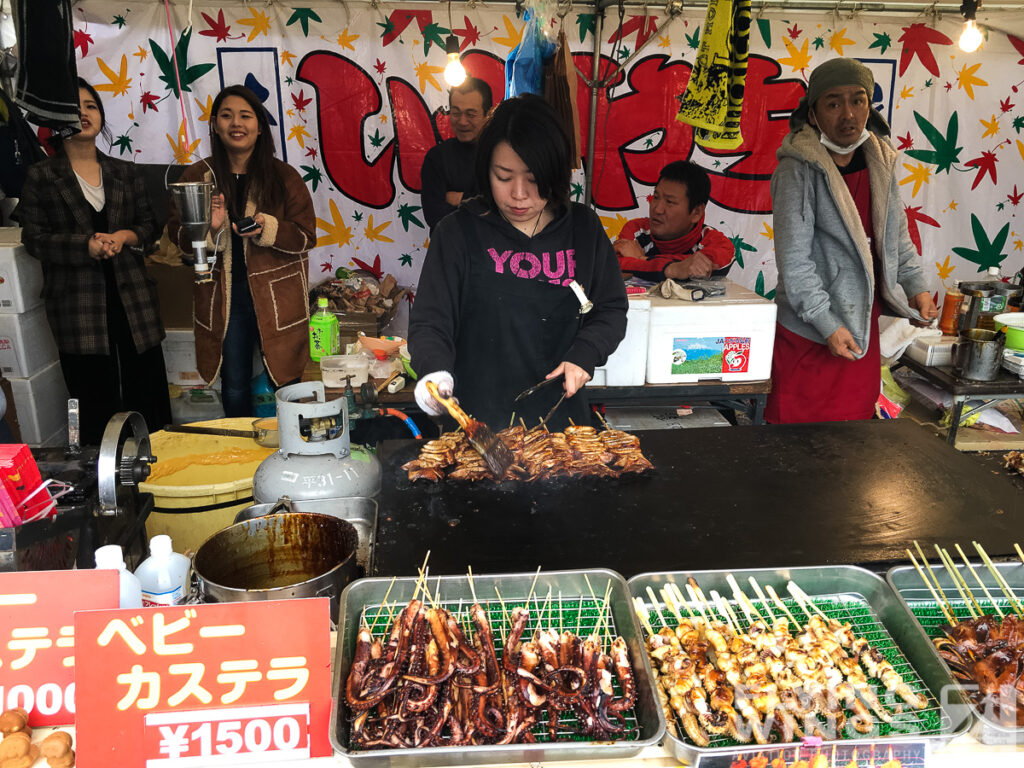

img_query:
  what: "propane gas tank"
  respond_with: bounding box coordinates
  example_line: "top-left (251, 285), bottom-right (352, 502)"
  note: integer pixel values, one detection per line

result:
top-left (252, 382), bottom-right (381, 503)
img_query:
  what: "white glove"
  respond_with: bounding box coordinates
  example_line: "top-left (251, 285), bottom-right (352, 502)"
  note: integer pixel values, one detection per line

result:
top-left (414, 370), bottom-right (455, 416)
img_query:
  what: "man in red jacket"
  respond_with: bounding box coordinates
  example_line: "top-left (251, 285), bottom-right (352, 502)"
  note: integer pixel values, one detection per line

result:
top-left (614, 160), bottom-right (735, 281)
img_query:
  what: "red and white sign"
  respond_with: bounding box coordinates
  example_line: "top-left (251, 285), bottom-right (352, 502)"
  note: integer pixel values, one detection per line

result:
top-left (0, 569), bottom-right (119, 725)
top-left (723, 337), bottom-right (751, 373)
top-left (74, 598), bottom-right (333, 767)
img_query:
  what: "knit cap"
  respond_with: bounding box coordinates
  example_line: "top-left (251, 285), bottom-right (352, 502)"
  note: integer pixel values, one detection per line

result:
top-left (789, 57), bottom-right (890, 135)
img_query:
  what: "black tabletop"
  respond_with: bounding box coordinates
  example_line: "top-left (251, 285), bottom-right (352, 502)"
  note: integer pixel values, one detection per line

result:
top-left (372, 419), bottom-right (1022, 579)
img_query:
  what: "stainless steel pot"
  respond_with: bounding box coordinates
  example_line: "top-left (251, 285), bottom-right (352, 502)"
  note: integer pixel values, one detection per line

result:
top-left (193, 512), bottom-right (358, 620)
top-left (952, 328), bottom-right (1006, 381)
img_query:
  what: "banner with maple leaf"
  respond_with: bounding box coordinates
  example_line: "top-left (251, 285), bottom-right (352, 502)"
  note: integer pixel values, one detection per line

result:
top-left (67, 2), bottom-right (1024, 331)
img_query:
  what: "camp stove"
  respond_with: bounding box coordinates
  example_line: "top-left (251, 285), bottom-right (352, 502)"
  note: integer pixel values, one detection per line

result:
top-left (252, 382), bottom-right (381, 504)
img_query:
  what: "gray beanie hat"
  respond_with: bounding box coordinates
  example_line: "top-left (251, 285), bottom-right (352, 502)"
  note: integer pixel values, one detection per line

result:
top-left (789, 57), bottom-right (890, 135)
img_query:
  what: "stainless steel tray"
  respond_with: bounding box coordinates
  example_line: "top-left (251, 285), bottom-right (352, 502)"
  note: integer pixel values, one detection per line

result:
top-left (629, 565), bottom-right (969, 765)
top-left (330, 568), bottom-right (666, 766)
top-left (888, 558), bottom-right (1024, 744)
top-left (235, 496), bottom-right (377, 577)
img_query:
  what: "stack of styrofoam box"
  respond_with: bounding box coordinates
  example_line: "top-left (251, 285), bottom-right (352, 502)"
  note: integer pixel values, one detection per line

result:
top-left (0, 229), bottom-right (68, 447)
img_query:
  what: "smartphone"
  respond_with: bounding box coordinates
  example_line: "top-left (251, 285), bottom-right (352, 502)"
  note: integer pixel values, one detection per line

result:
top-left (236, 215), bottom-right (260, 234)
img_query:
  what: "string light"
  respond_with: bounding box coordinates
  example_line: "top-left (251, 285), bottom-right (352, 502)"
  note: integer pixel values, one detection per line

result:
top-left (958, 0), bottom-right (983, 53)
top-left (443, 1), bottom-right (466, 87)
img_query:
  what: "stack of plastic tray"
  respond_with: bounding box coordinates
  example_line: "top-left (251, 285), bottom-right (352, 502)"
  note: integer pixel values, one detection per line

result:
top-left (628, 565), bottom-right (969, 764)
top-left (888, 559), bottom-right (1024, 744)
top-left (330, 568), bottom-right (665, 765)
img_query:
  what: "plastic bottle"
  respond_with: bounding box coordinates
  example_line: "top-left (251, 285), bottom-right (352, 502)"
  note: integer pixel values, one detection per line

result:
top-left (134, 535), bottom-right (192, 607)
top-left (95, 544), bottom-right (143, 609)
top-left (309, 297), bottom-right (340, 361)
top-left (252, 370), bottom-right (276, 417)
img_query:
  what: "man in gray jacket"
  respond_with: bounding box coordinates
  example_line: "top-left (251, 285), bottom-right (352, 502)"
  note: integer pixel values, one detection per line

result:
top-left (766, 57), bottom-right (938, 423)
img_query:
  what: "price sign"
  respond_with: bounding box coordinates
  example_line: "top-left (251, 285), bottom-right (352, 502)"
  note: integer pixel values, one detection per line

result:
top-left (0, 569), bottom-right (119, 725)
top-left (74, 598), bottom-right (332, 767)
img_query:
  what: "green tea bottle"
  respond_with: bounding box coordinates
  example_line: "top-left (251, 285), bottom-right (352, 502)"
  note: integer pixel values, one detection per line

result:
top-left (309, 297), bottom-right (339, 361)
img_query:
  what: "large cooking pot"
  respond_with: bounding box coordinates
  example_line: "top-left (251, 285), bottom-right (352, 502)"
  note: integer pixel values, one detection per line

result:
top-left (193, 512), bottom-right (358, 620)
top-left (952, 328), bottom-right (1006, 381)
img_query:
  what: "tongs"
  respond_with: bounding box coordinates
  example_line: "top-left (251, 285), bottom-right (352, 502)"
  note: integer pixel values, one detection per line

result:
top-left (514, 373), bottom-right (567, 427)
top-left (425, 381), bottom-right (514, 478)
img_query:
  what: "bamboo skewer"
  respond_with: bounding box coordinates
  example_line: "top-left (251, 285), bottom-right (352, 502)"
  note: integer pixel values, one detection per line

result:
top-left (764, 584), bottom-right (799, 628)
top-left (934, 545), bottom-right (980, 619)
top-left (913, 540), bottom-right (950, 611)
top-left (633, 596), bottom-right (656, 636)
top-left (907, 548), bottom-right (956, 625)
top-left (747, 578), bottom-right (778, 625)
top-left (685, 583), bottom-right (711, 626)
top-left (787, 582), bottom-right (829, 622)
top-left (1015, 543), bottom-right (1024, 566)
top-left (973, 541), bottom-right (1024, 617)
top-left (647, 586), bottom-right (668, 628)
top-left (525, 566), bottom-right (542, 608)
top-left (370, 575), bottom-right (398, 629)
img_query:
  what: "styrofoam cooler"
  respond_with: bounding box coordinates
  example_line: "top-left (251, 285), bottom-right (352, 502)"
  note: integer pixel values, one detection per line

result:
top-left (161, 328), bottom-right (205, 386)
top-left (0, 305), bottom-right (59, 378)
top-left (588, 296), bottom-right (650, 387)
top-left (646, 280), bottom-right (777, 383)
top-left (0, 228), bottom-right (43, 314)
top-left (8, 360), bottom-right (69, 446)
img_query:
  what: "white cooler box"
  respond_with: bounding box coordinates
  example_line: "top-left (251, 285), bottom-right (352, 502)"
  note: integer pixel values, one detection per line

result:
top-left (588, 296), bottom-right (650, 387)
top-left (0, 228), bottom-right (43, 314)
top-left (9, 360), bottom-right (69, 446)
top-left (0, 305), bottom-right (59, 378)
top-left (646, 280), bottom-right (777, 383)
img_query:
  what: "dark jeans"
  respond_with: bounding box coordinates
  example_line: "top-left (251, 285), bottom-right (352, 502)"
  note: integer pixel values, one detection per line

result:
top-left (221, 277), bottom-right (261, 417)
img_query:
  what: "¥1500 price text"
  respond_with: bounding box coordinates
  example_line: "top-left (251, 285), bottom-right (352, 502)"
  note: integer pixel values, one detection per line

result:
top-left (143, 703), bottom-right (310, 766)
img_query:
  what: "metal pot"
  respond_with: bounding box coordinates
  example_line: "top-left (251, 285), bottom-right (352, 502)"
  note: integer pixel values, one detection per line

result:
top-left (952, 328), bottom-right (1006, 381)
top-left (193, 512), bottom-right (358, 620)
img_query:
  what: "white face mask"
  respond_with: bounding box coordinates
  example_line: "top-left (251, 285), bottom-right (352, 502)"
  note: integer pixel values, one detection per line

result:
top-left (820, 128), bottom-right (870, 155)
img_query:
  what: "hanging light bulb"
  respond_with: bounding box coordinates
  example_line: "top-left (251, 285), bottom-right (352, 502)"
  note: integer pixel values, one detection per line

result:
top-left (444, 34), bottom-right (466, 87)
top-left (959, 1), bottom-right (983, 53)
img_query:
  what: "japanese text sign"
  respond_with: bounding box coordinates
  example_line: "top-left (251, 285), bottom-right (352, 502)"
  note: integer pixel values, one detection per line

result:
top-left (0, 569), bottom-right (119, 725)
top-left (75, 598), bottom-right (332, 767)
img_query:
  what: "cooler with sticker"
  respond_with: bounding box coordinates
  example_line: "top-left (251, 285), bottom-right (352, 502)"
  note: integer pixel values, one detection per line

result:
top-left (646, 280), bottom-right (777, 384)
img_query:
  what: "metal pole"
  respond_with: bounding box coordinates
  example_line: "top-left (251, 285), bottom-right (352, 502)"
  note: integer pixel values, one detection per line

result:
top-left (583, 7), bottom-right (604, 208)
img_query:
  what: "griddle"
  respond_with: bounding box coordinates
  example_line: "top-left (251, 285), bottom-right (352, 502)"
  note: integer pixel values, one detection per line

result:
top-left (373, 419), bottom-right (1022, 578)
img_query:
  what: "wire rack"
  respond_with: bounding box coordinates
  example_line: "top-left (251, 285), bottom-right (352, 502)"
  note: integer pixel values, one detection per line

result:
top-left (896, 575), bottom-right (1023, 730)
top-left (638, 592), bottom-right (946, 749)
top-left (352, 592), bottom-right (642, 748)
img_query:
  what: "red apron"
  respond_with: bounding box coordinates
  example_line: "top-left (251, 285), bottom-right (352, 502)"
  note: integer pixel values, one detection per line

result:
top-left (766, 164), bottom-right (881, 424)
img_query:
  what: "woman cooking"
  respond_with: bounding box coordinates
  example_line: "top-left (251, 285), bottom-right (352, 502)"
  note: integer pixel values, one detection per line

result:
top-left (409, 94), bottom-right (627, 430)
top-left (166, 85), bottom-right (316, 416)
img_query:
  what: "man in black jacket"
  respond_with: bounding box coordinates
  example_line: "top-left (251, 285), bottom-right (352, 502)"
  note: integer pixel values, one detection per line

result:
top-left (420, 77), bottom-right (493, 231)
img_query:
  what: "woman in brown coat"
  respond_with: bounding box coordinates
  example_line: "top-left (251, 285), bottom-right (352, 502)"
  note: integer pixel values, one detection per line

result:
top-left (167, 85), bottom-right (315, 416)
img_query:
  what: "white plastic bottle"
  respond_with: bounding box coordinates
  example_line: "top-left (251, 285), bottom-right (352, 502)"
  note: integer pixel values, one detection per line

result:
top-left (95, 545), bottom-right (143, 609)
top-left (134, 535), bottom-right (191, 607)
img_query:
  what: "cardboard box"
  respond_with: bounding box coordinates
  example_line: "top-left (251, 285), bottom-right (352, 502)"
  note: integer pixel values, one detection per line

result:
top-left (0, 228), bottom-right (44, 314)
top-left (906, 335), bottom-right (956, 367)
top-left (8, 360), bottom-right (69, 446)
top-left (588, 296), bottom-right (650, 387)
top-left (146, 261), bottom-right (194, 331)
top-left (646, 280), bottom-right (777, 383)
top-left (0, 305), bottom-right (59, 379)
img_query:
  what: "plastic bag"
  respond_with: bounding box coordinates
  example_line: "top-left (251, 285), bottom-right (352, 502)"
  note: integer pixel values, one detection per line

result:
top-left (504, 8), bottom-right (557, 98)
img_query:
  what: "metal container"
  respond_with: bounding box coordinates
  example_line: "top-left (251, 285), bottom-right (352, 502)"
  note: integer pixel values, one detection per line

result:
top-left (628, 566), bottom-right (970, 765)
top-left (193, 511), bottom-right (358, 620)
top-left (330, 568), bottom-right (666, 766)
top-left (952, 328), bottom-right (1006, 381)
top-left (234, 496), bottom-right (377, 576)
top-left (887, 560), bottom-right (1024, 745)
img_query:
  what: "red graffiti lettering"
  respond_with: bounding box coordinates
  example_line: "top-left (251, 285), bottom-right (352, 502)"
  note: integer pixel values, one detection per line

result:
top-left (389, 77), bottom-right (438, 192)
top-left (297, 52), bottom-right (396, 207)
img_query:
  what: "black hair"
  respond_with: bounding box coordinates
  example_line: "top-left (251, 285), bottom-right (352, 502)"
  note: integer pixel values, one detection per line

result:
top-left (474, 94), bottom-right (571, 214)
top-left (208, 85), bottom-right (285, 215)
top-left (657, 160), bottom-right (711, 211)
top-left (450, 76), bottom-right (493, 114)
top-left (52, 78), bottom-right (112, 149)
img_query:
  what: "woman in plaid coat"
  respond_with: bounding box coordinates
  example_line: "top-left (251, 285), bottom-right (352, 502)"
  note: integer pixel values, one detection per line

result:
top-left (15, 80), bottom-right (170, 444)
